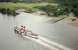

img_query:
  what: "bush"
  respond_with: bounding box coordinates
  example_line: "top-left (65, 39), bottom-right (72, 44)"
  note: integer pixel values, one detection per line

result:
top-left (53, 6), bottom-right (69, 16)
top-left (1, 8), bottom-right (7, 14)
top-left (34, 5), bottom-right (57, 16)
top-left (34, 4), bottom-right (69, 17)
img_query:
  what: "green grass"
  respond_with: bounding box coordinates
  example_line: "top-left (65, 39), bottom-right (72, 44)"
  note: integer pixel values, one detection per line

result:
top-left (0, 2), bottom-right (49, 11)
top-left (0, 2), bottom-right (58, 10)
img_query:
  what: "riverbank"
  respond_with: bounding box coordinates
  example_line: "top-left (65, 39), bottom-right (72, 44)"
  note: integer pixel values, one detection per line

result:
top-left (0, 2), bottom-right (58, 16)
top-left (67, 17), bottom-right (78, 27)
top-left (31, 12), bottom-right (67, 23)
top-left (0, 2), bottom-right (49, 12)
top-left (1, 2), bottom-right (77, 24)
top-left (32, 12), bottom-right (78, 25)
top-left (58, 16), bottom-right (78, 27)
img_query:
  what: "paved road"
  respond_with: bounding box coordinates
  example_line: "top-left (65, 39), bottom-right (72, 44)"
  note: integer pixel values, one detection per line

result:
top-left (0, 12), bottom-right (78, 50)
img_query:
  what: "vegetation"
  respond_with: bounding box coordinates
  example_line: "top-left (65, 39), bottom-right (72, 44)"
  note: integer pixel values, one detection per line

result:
top-left (0, 2), bottom-right (48, 10)
top-left (0, 2), bottom-right (49, 16)
top-left (34, 4), bottom-right (69, 17)
top-left (0, 2), bottom-right (65, 17)
top-left (0, 0), bottom-right (78, 17)
top-left (50, 0), bottom-right (78, 18)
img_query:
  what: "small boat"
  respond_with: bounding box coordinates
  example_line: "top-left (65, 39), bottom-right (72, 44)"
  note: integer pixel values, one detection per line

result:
top-left (14, 25), bottom-right (39, 39)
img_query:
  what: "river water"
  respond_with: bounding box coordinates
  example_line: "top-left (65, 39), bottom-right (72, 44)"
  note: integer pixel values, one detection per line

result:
top-left (0, 12), bottom-right (78, 50)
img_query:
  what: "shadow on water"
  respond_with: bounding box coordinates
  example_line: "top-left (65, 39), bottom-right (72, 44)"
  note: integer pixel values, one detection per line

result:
top-left (0, 8), bottom-right (19, 17)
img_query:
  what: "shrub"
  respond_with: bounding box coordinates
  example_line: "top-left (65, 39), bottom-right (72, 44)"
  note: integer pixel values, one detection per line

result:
top-left (1, 8), bottom-right (7, 14)
top-left (34, 4), bottom-right (69, 17)
top-left (54, 6), bottom-right (70, 16)
top-left (34, 5), bottom-right (56, 16)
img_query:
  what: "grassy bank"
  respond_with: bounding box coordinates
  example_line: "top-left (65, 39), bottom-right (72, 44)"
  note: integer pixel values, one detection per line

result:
top-left (0, 2), bottom-right (59, 15)
top-left (0, 2), bottom-right (49, 11)
top-left (0, 2), bottom-right (50, 16)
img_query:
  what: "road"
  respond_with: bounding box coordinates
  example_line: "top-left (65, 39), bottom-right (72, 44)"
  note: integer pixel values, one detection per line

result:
top-left (0, 12), bottom-right (78, 50)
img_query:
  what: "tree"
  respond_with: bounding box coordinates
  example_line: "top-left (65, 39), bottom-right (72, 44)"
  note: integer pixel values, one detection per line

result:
top-left (53, 0), bottom-right (78, 18)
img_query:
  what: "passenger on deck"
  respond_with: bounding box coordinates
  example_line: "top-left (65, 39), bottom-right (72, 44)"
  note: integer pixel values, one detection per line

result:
top-left (19, 25), bottom-right (27, 33)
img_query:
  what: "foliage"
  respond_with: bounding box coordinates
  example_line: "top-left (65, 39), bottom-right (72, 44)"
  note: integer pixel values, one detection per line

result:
top-left (34, 4), bottom-right (69, 16)
top-left (53, 0), bottom-right (78, 17)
